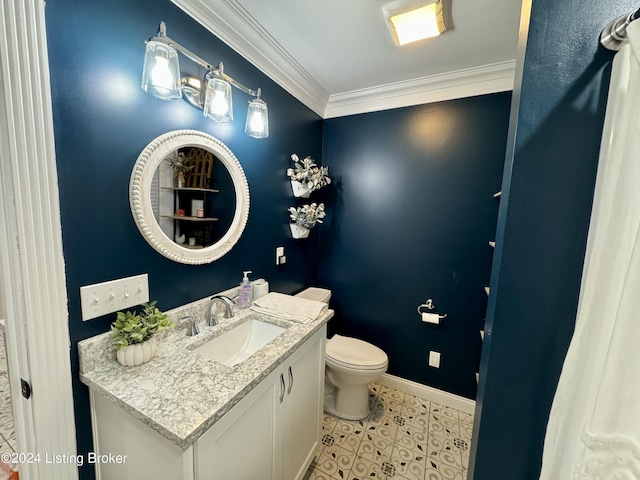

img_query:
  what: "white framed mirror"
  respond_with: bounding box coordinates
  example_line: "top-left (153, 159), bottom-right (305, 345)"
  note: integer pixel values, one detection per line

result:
top-left (130, 130), bottom-right (249, 265)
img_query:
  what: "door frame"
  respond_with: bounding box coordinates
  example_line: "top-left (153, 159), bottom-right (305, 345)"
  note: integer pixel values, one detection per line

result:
top-left (0, 2), bottom-right (78, 479)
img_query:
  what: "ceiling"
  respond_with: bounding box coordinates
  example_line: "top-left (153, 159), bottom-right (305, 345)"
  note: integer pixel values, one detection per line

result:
top-left (172, 0), bottom-right (523, 118)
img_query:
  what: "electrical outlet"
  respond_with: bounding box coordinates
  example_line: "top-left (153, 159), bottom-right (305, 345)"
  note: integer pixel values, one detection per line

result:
top-left (276, 246), bottom-right (285, 265)
top-left (428, 351), bottom-right (441, 368)
top-left (80, 274), bottom-right (149, 321)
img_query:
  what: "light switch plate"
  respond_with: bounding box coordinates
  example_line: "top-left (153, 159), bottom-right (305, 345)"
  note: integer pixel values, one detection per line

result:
top-left (80, 274), bottom-right (149, 321)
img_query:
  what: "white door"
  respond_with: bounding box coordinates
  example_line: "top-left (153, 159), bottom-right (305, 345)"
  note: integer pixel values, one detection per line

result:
top-left (0, 2), bottom-right (77, 479)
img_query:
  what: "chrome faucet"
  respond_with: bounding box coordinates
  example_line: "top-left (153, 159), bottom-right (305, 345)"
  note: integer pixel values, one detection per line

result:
top-left (180, 316), bottom-right (200, 337)
top-left (208, 295), bottom-right (235, 326)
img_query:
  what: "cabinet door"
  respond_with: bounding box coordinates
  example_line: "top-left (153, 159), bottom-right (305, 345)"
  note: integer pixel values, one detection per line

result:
top-left (195, 374), bottom-right (278, 480)
top-left (91, 391), bottom-right (192, 480)
top-left (282, 329), bottom-right (325, 480)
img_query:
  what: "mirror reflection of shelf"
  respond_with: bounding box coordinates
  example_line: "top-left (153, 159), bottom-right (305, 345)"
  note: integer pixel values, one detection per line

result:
top-left (167, 179), bottom-right (219, 245)
top-left (161, 186), bottom-right (219, 193)
top-left (163, 215), bottom-right (219, 222)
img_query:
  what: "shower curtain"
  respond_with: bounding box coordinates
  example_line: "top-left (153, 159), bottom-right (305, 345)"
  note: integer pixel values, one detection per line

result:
top-left (539, 21), bottom-right (640, 480)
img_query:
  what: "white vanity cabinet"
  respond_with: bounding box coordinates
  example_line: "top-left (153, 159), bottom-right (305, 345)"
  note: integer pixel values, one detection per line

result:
top-left (89, 325), bottom-right (326, 480)
top-left (195, 325), bottom-right (325, 480)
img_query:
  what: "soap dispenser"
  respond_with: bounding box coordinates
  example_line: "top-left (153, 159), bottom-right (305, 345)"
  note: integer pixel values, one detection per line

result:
top-left (238, 271), bottom-right (253, 308)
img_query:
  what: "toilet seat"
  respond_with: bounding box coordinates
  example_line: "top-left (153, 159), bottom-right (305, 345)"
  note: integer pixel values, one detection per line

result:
top-left (326, 334), bottom-right (388, 370)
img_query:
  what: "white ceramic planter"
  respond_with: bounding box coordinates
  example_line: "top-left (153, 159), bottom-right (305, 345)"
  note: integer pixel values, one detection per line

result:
top-left (116, 337), bottom-right (157, 367)
top-left (290, 223), bottom-right (310, 239)
top-left (290, 180), bottom-right (312, 198)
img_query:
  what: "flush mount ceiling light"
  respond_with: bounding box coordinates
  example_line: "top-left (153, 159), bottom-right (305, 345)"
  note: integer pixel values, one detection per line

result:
top-left (141, 22), bottom-right (269, 138)
top-left (383, 0), bottom-right (446, 46)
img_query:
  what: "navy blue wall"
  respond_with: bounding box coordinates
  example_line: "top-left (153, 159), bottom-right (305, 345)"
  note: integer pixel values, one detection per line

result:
top-left (470, 0), bottom-right (637, 478)
top-left (45, 1), bottom-right (322, 478)
top-left (319, 93), bottom-right (511, 400)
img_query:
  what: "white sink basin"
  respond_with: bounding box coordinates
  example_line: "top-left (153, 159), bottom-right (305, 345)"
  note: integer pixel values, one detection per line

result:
top-left (192, 319), bottom-right (287, 367)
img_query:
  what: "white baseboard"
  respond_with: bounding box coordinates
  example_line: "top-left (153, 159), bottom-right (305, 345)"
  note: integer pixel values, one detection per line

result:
top-left (377, 373), bottom-right (476, 415)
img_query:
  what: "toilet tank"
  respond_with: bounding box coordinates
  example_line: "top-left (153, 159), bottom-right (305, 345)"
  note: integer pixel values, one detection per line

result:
top-left (295, 287), bottom-right (331, 305)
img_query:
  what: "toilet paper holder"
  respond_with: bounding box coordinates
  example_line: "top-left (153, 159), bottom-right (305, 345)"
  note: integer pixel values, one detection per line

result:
top-left (417, 299), bottom-right (447, 319)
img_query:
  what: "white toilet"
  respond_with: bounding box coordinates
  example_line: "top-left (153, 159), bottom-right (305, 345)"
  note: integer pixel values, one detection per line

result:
top-left (295, 287), bottom-right (389, 420)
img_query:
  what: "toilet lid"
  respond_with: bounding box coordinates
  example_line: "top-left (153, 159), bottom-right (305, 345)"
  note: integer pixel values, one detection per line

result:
top-left (326, 334), bottom-right (388, 369)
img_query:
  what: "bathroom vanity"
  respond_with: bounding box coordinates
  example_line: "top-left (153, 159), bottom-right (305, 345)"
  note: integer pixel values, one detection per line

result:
top-left (79, 296), bottom-right (331, 480)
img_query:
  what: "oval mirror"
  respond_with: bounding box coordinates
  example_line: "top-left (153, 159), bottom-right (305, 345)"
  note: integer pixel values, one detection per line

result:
top-left (130, 130), bottom-right (249, 265)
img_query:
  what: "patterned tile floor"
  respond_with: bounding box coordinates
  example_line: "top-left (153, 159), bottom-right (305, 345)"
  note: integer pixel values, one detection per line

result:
top-left (0, 333), bottom-right (16, 456)
top-left (307, 384), bottom-right (473, 480)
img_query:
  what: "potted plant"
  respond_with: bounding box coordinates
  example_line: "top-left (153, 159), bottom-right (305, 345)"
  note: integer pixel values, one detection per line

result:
top-left (287, 154), bottom-right (331, 198)
top-left (167, 151), bottom-right (195, 188)
top-left (111, 301), bottom-right (174, 367)
top-left (288, 202), bottom-right (326, 239)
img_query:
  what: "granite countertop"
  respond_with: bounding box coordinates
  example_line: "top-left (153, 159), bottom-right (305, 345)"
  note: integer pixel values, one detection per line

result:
top-left (78, 290), bottom-right (332, 450)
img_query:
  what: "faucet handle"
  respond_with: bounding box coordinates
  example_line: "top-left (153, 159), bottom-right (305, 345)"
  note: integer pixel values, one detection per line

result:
top-left (180, 316), bottom-right (199, 337)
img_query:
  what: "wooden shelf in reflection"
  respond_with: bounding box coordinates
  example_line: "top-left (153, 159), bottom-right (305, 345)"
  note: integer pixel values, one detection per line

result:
top-left (161, 186), bottom-right (220, 193)
top-left (163, 215), bottom-right (219, 222)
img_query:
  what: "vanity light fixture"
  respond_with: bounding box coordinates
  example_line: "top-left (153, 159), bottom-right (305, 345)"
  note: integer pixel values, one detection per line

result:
top-left (141, 21), bottom-right (269, 138)
top-left (383, 0), bottom-right (446, 46)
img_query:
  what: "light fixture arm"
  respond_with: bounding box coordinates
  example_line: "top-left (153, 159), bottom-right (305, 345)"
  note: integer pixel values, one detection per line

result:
top-left (148, 22), bottom-right (260, 97)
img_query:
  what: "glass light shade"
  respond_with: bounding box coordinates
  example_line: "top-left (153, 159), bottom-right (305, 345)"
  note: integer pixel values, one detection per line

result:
top-left (203, 76), bottom-right (233, 122)
top-left (245, 98), bottom-right (269, 138)
top-left (141, 40), bottom-right (181, 100)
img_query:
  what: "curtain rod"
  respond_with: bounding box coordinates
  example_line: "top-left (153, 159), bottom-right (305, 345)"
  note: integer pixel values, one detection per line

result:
top-left (600, 7), bottom-right (640, 51)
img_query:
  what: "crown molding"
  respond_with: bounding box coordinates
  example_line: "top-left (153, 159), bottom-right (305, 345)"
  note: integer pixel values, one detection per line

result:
top-left (324, 60), bottom-right (516, 119)
top-left (171, 0), bottom-right (329, 117)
